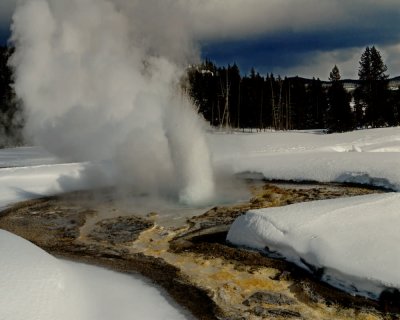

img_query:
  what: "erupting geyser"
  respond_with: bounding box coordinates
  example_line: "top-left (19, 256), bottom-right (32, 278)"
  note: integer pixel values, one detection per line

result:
top-left (9, 0), bottom-right (215, 205)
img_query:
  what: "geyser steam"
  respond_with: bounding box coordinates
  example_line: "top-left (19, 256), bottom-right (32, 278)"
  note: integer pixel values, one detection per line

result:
top-left (10, 0), bottom-right (215, 205)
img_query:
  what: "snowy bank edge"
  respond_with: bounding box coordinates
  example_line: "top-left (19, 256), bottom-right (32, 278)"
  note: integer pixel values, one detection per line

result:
top-left (226, 195), bottom-right (400, 301)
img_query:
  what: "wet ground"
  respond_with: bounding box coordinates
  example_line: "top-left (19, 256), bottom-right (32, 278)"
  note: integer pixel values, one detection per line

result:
top-left (0, 180), bottom-right (398, 320)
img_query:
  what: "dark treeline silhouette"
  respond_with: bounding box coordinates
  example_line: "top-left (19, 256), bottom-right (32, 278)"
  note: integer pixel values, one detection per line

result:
top-left (187, 46), bottom-right (400, 133)
top-left (0, 46), bottom-right (23, 146)
top-left (1, 45), bottom-right (400, 147)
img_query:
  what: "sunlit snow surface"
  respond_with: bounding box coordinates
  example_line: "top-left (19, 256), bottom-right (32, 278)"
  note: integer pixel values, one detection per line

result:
top-left (0, 148), bottom-right (191, 320)
top-left (227, 194), bottom-right (400, 299)
top-left (210, 128), bottom-right (400, 190)
top-left (3, 127), bottom-right (400, 316)
top-left (0, 230), bottom-right (189, 320)
top-left (218, 127), bottom-right (400, 299)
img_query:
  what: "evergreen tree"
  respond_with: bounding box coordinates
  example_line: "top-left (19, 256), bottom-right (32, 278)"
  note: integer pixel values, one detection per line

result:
top-left (186, 59), bottom-right (219, 125)
top-left (388, 85), bottom-right (400, 126)
top-left (370, 47), bottom-right (388, 81)
top-left (290, 77), bottom-right (307, 129)
top-left (305, 78), bottom-right (328, 129)
top-left (240, 69), bottom-right (264, 130)
top-left (329, 65), bottom-right (341, 82)
top-left (186, 57), bottom-right (398, 132)
top-left (0, 46), bottom-right (24, 146)
top-left (326, 65), bottom-right (353, 132)
top-left (354, 46), bottom-right (391, 127)
top-left (225, 64), bottom-right (241, 129)
top-left (358, 47), bottom-right (372, 81)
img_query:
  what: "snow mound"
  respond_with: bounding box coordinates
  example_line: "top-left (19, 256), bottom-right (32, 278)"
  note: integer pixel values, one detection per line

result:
top-left (227, 193), bottom-right (400, 299)
top-left (0, 230), bottom-right (72, 320)
top-left (0, 230), bottom-right (189, 320)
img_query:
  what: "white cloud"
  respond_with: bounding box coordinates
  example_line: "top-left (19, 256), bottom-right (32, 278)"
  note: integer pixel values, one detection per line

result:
top-left (272, 47), bottom-right (363, 80)
top-left (187, 0), bottom-right (347, 40)
top-left (3, 1), bottom-right (399, 42)
top-left (382, 44), bottom-right (400, 78)
top-left (5, 0), bottom-right (400, 78)
top-left (178, 0), bottom-right (399, 78)
top-left (271, 43), bottom-right (400, 80)
top-left (179, 0), bottom-right (398, 42)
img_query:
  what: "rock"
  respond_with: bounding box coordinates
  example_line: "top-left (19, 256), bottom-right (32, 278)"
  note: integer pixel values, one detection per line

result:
top-left (243, 291), bottom-right (296, 306)
top-left (252, 306), bottom-right (302, 318)
top-left (380, 288), bottom-right (400, 313)
top-left (146, 212), bottom-right (158, 218)
top-left (88, 216), bottom-right (153, 244)
top-left (271, 270), bottom-right (291, 281)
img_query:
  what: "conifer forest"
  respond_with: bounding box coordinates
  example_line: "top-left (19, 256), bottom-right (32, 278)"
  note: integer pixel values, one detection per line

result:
top-left (1, 45), bottom-right (400, 147)
top-left (186, 46), bottom-right (400, 133)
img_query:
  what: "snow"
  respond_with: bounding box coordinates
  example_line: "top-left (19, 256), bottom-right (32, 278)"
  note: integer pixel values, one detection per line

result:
top-left (0, 154), bottom-right (116, 211)
top-left (223, 127), bottom-right (400, 299)
top-left (0, 163), bottom-right (86, 209)
top-left (227, 193), bottom-right (400, 299)
top-left (3, 126), bottom-right (400, 314)
top-left (210, 127), bottom-right (400, 190)
top-left (0, 230), bottom-right (189, 320)
top-left (0, 148), bottom-right (191, 320)
top-left (0, 146), bottom-right (60, 168)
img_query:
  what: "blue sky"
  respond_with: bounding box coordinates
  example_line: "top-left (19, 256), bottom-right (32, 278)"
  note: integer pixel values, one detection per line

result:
top-left (1, 0), bottom-right (400, 80)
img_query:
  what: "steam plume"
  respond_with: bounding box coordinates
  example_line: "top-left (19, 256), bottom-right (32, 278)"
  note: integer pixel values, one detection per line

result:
top-left (9, 0), bottom-right (214, 205)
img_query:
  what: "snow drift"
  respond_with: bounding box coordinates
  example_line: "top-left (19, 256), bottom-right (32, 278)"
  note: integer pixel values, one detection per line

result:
top-left (227, 193), bottom-right (400, 299)
top-left (223, 127), bottom-right (400, 299)
top-left (0, 229), bottom-right (189, 320)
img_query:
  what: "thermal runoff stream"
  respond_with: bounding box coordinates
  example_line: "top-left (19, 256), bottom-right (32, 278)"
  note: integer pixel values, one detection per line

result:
top-left (9, 0), bottom-right (215, 205)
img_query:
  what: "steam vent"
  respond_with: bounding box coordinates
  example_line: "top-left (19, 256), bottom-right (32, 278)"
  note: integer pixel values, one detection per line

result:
top-left (2, 181), bottom-right (398, 319)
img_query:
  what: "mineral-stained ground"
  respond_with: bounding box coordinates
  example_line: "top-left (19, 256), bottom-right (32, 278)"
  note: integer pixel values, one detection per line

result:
top-left (1, 181), bottom-right (398, 320)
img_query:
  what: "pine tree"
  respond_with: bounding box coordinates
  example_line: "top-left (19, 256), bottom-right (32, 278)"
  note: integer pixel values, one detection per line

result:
top-left (186, 59), bottom-right (219, 125)
top-left (226, 63), bottom-right (241, 129)
top-left (289, 77), bottom-right (307, 129)
top-left (326, 65), bottom-right (353, 132)
top-left (329, 65), bottom-right (341, 82)
top-left (0, 46), bottom-right (24, 146)
top-left (390, 86), bottom-right (400, 125)
top-left (358, 47), bottom-right (372, 81)
top-left (370, 47), bottom-right (388, 81)
top-left (354, 46), bottom-right (390, 127)
top-left (305, 78), bottom-right (328, 129)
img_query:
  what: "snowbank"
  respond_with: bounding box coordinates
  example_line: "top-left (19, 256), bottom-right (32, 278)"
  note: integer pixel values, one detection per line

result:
top-left (0, 148), bottom-right (190, 320)
top-left (224, 127), bottom-right (400, 299)
top-left (0, 160), bottom-right (116, 210)
top-left (0, 230), bottom-right (189, 320)
top-left (227, 193), bottom-right (400, 299)
top-left (211, 127), bottom-right (400, 190)
top-left (3, 127), bottom-right (400, 309)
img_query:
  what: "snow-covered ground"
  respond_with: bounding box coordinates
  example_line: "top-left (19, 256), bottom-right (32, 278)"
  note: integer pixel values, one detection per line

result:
top-left (0, 146), bottom-right (59, 168)
top-left (0, 230), bottom-right (189, 320)
top-left (210, 127), bottom-right (400, 190)
top-left (2, 126), bottom-right (400, 318)
top-left (222, 127), bottom-right (400, 299)
top-left (0, 148), bottom-right (191, 320)
top-left (0, 147), bottom-right (117, 211)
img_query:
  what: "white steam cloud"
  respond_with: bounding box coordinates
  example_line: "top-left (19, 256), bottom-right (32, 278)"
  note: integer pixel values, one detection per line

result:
top-left (9, 0), bottom-right (214, 205)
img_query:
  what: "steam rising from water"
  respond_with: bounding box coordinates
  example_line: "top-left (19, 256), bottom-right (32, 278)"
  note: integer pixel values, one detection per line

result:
top-left (9, 0), bottom-right (214, 205)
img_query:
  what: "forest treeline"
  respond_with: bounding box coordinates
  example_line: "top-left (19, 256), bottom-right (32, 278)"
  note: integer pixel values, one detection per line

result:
top-left (1, 45), bottom-right (400, 147)
top-left (186, 46), bottom-right (400, 132)
top-left (0, 46), bottom-right (23, 147)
